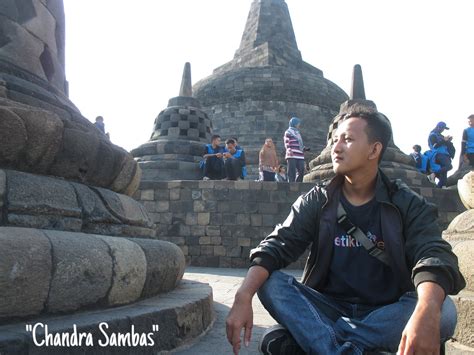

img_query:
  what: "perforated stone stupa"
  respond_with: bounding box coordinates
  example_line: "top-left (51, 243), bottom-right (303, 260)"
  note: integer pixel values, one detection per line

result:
top-left (193, 0), bottom-right (348, 177)
top-left (132, 62), bottom-right (212, 181)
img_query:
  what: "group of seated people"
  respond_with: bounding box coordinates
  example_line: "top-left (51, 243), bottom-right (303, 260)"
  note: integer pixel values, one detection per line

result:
top-left (201, 135), bottom-right (247, 180)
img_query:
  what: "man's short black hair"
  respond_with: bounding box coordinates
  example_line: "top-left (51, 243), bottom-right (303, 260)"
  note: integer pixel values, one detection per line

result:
top-left (211, 134), bottom-right (221, 142)
top-left (340, 109), bottom-right (392, 163)
top-left (225, 139), bottom-right (236, 145)
top-left (413, 144), bottom-right (421, 152)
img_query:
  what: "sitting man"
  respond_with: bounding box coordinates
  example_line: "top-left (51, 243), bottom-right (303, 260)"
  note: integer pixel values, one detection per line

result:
top-left (410, 144), bottom-right (428, 174)
top-left (224, 138), bottom-right (246, 180)
top-left (202, 134), bottom-right (226, 180)
top-left (226, 109), bottom-right (465, 354)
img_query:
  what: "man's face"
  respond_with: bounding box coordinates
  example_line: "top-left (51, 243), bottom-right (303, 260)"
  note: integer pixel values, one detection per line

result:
top-left (331, 117), bottom-right (377, 175)
top-left (469, 118), bottom-right (474, 128)
top-left (212, 138), bottom-right (221, 146)
top-left (226, 142), bottom-right (236, 152)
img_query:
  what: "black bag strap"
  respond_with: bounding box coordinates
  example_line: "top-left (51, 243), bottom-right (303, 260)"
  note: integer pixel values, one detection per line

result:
top-left (336, 202), bottom-right (391, 266)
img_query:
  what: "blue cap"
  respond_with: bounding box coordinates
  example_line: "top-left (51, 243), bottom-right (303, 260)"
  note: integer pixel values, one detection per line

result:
top-left (289, 117), bottom-right (301, 128)
top-left (436, 121), bottom-right (449, 130)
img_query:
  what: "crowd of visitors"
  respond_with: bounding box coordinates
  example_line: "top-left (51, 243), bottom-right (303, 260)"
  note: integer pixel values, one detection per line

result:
top-left (409, 115), bottom-right (473, 188)
top-left (202, 116), bottom-right (312, 182)
top-left (203, 114), bottom-right (474, 186)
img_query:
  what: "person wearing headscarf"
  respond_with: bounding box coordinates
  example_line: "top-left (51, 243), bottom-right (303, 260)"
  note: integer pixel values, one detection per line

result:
top-left (259, 138), bottom-right (279, 181)
top-left (284, 117), bottom-right (306, 182)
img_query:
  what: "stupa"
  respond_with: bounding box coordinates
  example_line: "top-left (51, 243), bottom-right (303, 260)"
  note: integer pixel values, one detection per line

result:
top-left (193, 0), bottom-right (348, 178)
top-left (132, 62), bottom-right (212, 181)
top-left (305, 64), bottom-right (434, 188)
top-left (0, 2), bottom-right (212, 352)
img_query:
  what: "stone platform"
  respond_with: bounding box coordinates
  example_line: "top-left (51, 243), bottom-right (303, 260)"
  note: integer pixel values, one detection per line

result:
top-left (0, 279), bottom-right (213, 354)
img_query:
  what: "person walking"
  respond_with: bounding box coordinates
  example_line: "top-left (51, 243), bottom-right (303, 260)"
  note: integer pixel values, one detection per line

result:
top-left (284, 117), bottom-right (307, 182)
top-left (259, 138), bottom-right (279, 181)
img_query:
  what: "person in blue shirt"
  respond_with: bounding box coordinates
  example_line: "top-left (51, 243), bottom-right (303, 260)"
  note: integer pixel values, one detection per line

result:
top-left (410, 145), bottom-right (423, 169)
top-left (461, 114), bottom-right (474, 168)
top-left (428, 121), bottom-right (454, 187)
top-left (202, 135), bottom-right (226, 180)
top-left (94, 116), bottom-right (105, 134)
top-left (223, 139), bottom-right (246, 180)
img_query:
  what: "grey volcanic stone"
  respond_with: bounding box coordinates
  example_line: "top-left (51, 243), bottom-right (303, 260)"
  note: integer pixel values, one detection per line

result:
top-left (0, 107), bottom-right (27, 166)
top-left (0, 227), bottom-right (51, 319)
top-left (10, 107), bottom-right (63, 174)
top-left (132, 238), bottom-right (186, 297)
top-left (451, 292), bottom-right (474, 349)
top-left (0, 2), bottom-right (140, 195)
top-left (0, 169), bottom-right (5, 210)
top-left (98, 236), bottom-right (147, 306)
top-left (192, 0), bottom-right (347, 177)
top-left (0, 279), bottom-right (213, 353)
top-left (6, 169), bottom-right (81, 221)
top-left (452, 241), bottom-right (474, 291)
top-left (72, 182), bottom-right (122, 225)
top-left (0, 227), bottom-right (52, 319)
top-left (92, 187), bottom-right (153, 228)
top-left (44, 230), bottom-right (112, 313)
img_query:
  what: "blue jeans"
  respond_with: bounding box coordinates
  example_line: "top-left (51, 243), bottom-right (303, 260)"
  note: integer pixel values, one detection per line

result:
top-left (257, 271), bottom-right (457, 355)
top-left (287, 159), bottom-right (305, 182)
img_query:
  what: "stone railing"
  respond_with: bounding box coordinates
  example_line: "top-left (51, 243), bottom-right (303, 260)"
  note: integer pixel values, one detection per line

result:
top-left (135, 180), bottom-right (465, 268)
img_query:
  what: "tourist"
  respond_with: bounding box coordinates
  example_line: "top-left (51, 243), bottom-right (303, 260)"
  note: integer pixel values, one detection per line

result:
top-left (461, 114), bottom-right (474, 168)
top-left (226, 110), bottom-right (465, 355)
top-left (284, 117), bottom-right (307, 182)
top-left (232, 137), bottom-right (247, 179)
top-left (410, 144), bottom-right (428, 174)
top-left (410, 144), bottom-right (422, 169)
top-left (274, 165), bottom-right (288, 182)
top-left (259, 138), bottom-right (279, 181)
top-left (223, 139), bottom-right (246, 180)
top-left (202, 135), bottom-right (225, 180)
top-left (428, 121), bottom-right (454, 188)
top-left (94, 116), bottom-right (105, 134)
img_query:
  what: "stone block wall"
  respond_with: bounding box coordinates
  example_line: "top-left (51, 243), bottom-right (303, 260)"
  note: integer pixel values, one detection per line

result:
top-left (135, 180), bottom-right (465, 269)
top-left (136, 180), bottom-right (315, 268)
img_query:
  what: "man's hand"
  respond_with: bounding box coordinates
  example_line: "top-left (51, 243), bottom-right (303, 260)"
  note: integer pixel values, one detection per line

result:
top-left (225, 266), bottom-right (269, 354)
top-left (226, 293), bottom-right (254, 355)
top-left (216, 153), bottom-right (223, 158)
top-left (398, 282), bottom-right (445, 355)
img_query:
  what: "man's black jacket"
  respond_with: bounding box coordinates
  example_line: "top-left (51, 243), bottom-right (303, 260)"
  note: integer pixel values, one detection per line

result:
top-left (250, 170), bottom-right (465, 296)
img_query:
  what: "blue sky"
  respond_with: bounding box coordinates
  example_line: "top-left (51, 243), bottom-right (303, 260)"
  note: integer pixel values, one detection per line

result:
top-left (64, 0), bottom-right (473, 171)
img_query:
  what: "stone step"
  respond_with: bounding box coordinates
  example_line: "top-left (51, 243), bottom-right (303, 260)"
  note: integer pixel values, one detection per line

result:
top-left (446, 339), bottom-right (474, 354)
top-left (0, 279), bottom-right (213, 354)
top-left (451, 290), bottom-right (474, 349)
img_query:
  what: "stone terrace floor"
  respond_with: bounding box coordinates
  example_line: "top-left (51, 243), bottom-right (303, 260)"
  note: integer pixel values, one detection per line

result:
top-left (169, 267), bottom-right (471, 355)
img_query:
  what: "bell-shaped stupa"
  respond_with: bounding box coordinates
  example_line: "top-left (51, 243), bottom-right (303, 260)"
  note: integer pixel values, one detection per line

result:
top-left (305, 64), bottom-right (433, 188)
top-left (193, 0), bottom-right (348, 178)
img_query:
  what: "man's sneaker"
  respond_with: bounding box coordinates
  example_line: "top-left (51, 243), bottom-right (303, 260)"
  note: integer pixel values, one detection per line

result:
top-left (202, 176), bottom-right (211, 181)
top-left (258, 324), bottom-right (305, 355)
